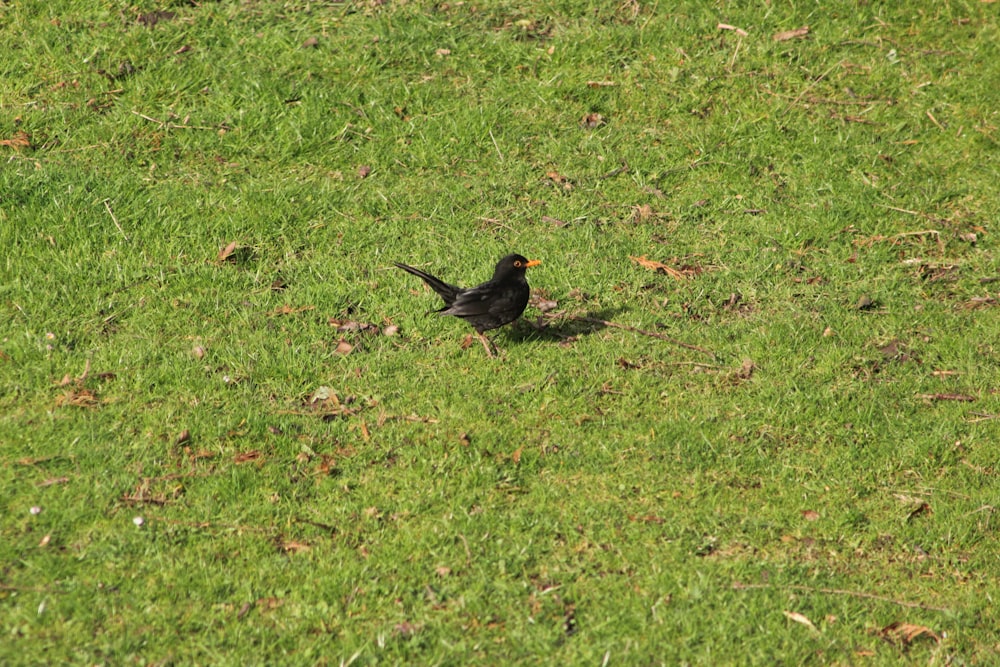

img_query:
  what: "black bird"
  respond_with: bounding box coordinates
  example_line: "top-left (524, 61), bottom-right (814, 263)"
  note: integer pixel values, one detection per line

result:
top-left (394, 253), bottom-right (541, 357)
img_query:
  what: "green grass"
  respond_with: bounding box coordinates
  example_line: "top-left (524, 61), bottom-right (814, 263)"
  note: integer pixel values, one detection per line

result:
top-left (2, 0), bottom-right (1000, 663)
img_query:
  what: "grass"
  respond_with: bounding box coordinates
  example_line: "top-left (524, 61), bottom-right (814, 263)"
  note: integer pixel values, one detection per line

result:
top-left (2, 0), bottom-right (1000, 663)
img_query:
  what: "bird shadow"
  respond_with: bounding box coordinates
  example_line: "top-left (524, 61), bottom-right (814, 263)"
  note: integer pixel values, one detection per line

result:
top-left (505, 307), bottom-right (627, 344)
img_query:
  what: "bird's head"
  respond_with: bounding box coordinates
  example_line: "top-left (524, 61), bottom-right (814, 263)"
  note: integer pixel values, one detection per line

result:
top-left (494, 254), bottom-right (541, 280)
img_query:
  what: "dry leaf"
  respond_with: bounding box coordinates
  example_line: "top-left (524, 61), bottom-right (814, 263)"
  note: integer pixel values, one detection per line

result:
top-left (56, 389), bottom-right (99, 408)
top-left (334, 340), bottom-right (354, 355)
top-left (282, 540), bottom-right (311, 554)
top-left (273, 304), bottom-right (316, 316)
top-left (234, 450), bottom-right (263, 464)
top-left (382, 324), bottom-right (399, 336)
top-left (37, 476), bottom-right (70, 487)
top-left (0, 130), bottom-right (32, 150)
top-left (175, 429), bottom-right (192, 445)
top-left (174, 44), bottom-right (192, 55)
top-left (629, 255), bottom-right (686, 280)
top-left (586, 81), bottom-right (616, 88)
top-left (435, 566), bottom-right (452, 577)
top-left (718, 23), bottom-right (749, 37)
top-left (632, 204), bottom-right (654, 221)
top-left (39, 534), bottom-right (51, 547)
top-left (435, 48), bottom-right (451, 56)
top-left (301, 36), bottom-right (319, 48)
top-left (783, 610), bottom-right (818, 631)
top-left (314, 454), bottom-right (337, 476)
top-left (511, 446), bottom-right (523, 464)
top-left (879, 622), bottom-right (940, 645)
top-left (217, 240), bottom-right (238, 262)
top-left (256, 597), bottom-right (284, 611)
top-left (801, 509), bottom-right (820, 521)
top-left (773, 26), bottom-right (810, 41)
top-left (357, 165), bottom-right (372, 178)
top-left (459, 432), bottom-right (471, 447)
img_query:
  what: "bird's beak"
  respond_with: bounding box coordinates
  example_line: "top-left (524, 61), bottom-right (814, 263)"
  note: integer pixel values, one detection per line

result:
top-left (525, 259), bottom-right (542, 268)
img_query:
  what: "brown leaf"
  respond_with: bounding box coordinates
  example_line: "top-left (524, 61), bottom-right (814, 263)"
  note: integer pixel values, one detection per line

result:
top-left (0, 130), bottom-right (32, 150)
top-left (435, 48), bottom-right (451, 56)
top-left (38, 534), bottom-right (51, 547)
top-left (879, 621), bottom-right (940, 645)
top-left (511, 446), bottom-right (523, 464)
top-left (773, 26), bottom-right (810, 41)
top-left (301, 36), bottom-right (319, 48)
top-left (801, 509), bottom-right (820, 521)
top-left (334, 339), bottom-right (354, 355)
top-left (717, 23), bottom-right (749, 37)
top-left (459, 432), bottom-right (471, 447)
top-left (382, 324), bottom-right (399, 336)
top-left (174, 44), bottom-right (192, 55)
top-left (256, 596), bottom-right (284, 611)
top-left (586, 81), bottom-right (616, 88)
top-left (435, 566), bottom-right (452, 577)
top-left (175, 429), bottom-right (192, 445)
top-left (629, 255), bottom-right (686, 280)
top-left (217, 240), bottom-right (238, 262)
top-left (357, 165), bottom-right (372, 179)
top-left (55, 389), bottom-right (99, 408)
top-left (281, 540), bottom-right (311, 554)
top-left (234, 450), bottom-right (263, 464)
top-left (632, 204), bottom-right (654, 222)
top-left (314, 454), bottom-right (337, 476)
top-left (36, 476), bottom-right (70, 488)
top-left (272, 304), bottom-right (315, 316)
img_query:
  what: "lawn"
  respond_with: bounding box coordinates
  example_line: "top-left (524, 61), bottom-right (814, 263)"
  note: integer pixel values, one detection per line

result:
top-left (2, 0), bottom-right (999, 664)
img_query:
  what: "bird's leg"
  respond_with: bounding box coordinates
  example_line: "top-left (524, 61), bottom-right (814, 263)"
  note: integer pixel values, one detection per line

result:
top-left (476, 331), bottom-right (497, 358)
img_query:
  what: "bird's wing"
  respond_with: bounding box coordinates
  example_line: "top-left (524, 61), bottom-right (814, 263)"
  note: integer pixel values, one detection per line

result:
top-left (442, 283), bottom-right (496, 317)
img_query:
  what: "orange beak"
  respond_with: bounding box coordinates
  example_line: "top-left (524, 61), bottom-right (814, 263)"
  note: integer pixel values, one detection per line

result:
top-left (525, 259), bottom-right (542, 268)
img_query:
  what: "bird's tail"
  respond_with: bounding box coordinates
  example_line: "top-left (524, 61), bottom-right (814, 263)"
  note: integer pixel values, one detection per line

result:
top-left (394, 262), bottom-right (461, 306)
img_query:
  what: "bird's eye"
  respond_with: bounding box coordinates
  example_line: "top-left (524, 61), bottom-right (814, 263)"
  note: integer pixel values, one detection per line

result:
top-left (514, 260), bottom-right (522, 267)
